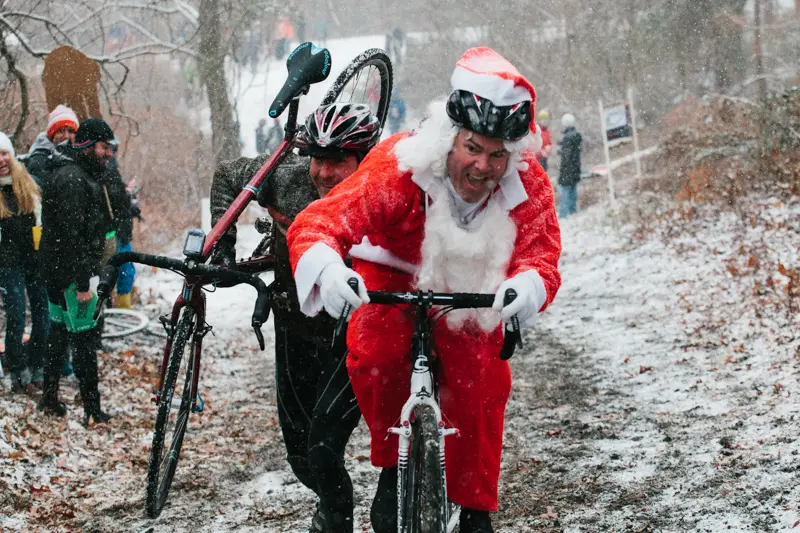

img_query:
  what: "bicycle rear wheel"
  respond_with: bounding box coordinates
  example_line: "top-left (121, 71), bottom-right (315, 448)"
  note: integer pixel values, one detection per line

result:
top-left (320, 49), bottom-right (393, 128)
top-left (402, 405), bottom-right (448, 533)
top-left (146, 307), bottom-right (196, 518)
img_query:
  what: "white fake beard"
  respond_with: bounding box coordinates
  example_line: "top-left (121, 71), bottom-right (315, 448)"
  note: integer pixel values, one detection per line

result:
top-left (415, 188), bottom-right (517, 333)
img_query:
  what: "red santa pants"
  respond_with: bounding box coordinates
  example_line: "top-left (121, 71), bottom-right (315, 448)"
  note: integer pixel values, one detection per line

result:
top-left (346, 299), bottom-right (512, 511)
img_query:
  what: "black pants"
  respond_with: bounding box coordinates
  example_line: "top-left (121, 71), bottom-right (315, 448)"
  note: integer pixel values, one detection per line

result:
top-left (274, 311), bottom-right (361, 532)
top-left (42, 285), bottom-right (102, 413)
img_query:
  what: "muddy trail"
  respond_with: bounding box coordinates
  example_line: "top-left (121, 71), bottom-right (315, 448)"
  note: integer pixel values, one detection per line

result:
top-left (3, 201), bottom-right (798, 533)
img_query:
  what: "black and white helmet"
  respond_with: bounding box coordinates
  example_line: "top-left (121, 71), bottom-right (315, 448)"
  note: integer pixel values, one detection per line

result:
top-left (446, 90), bottom-right (532, 141)
top-left (296, 102), bottom-right (381, 159)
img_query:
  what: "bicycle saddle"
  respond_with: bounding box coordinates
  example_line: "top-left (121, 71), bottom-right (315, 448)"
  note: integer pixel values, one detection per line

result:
top-left (269, 42), bottom-right (332, 118)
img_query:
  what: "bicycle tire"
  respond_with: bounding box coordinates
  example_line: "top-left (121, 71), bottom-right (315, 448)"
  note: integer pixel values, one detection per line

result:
top-left (402, 405), bottom-right (447, 533)
top-left (320, 49), bottom-right (393, 129)
top-left (100, 308), bottom-right (149, 339)
top-left (145, 308), bottom-right (195, 518)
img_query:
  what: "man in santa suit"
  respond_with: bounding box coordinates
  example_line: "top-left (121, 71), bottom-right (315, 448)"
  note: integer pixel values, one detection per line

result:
top-left (287, 47), bottom-right (562, 533)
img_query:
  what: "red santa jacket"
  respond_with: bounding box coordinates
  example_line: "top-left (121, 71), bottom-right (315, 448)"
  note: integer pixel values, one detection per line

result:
top-left (287, 133), bottom-right (562, 320)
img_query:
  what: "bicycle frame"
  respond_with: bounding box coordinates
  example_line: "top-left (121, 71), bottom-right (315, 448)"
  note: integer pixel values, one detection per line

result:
top-left (152, 98), bottom-right (299, 411)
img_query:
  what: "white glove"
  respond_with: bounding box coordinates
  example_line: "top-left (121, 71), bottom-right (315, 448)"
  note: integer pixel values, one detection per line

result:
top-left (318, 262), bottom-right (369, 320)
top-left (491, 271), bottom-right (547, 328)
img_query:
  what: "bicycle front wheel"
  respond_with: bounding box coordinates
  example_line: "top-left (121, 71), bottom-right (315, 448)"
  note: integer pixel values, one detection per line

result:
top-left (320, 49), bottom-right (393, 129)
top-left (402, 405), bottom-right (447, 533)
top-left (146, 307), bottom-right (196, 518)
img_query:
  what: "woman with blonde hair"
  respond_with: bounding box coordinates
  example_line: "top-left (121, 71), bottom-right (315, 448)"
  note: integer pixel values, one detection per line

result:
top-left (0, 132), bottom-right (49, 392)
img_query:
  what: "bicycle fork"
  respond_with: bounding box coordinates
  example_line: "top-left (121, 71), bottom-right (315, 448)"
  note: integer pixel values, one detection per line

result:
top-left (389, 360), bottom-right (458, 532)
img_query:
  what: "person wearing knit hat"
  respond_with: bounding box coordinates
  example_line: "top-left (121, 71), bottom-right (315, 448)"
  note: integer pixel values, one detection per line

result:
top-left (46, 105), bottom-right (79, 144)
top-left (535, 109), bottom-right (553, 171)
top-left (37, 117), bottom-right (116, 425)
top-left (0, 131), bottom-right (15, 159)
top-left (0, 131), bottom-right (50, 394)
top-left (286, 47), bottom-right (562, 533)
top-left (557, 113), bottom-right (582, 218)
top-left (21, 105), bottom-right (78, 187)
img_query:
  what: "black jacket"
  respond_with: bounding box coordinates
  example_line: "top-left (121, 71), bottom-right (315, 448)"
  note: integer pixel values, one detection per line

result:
top-left (209, 152), bottom-right (337, 343)
top-left (0, 185), bottom-right (38, 271)
top-left (20, 132), bottom-right (73, 188)
top-left (39, 150), bottom-right (113, 292)
top-left (104, 159), bottom-right (133, 243)
top-left (558, 127), bottom-right (583, 187)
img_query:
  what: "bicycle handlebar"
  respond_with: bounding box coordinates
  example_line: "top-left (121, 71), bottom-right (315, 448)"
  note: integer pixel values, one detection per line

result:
top-left (333, 278), bottom-right (522, 360)
top-left (95, 251), bottom-right (271, 350)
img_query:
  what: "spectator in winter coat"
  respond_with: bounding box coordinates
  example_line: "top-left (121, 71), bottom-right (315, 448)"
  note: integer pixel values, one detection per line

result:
top-left (0, 132), bottom-right (50, 393)
top-left (22, 105), bottom-right (79, 186)
top-left (558, 113), bottom-right (582, 218)
top-left (103, 155), bottom-right (136, 309)
top-left (535, 110), bottom-right (553, 171)
top-left (387, 88), bottom-right (407, 135)
top-left (38, 118), bottom-right (117, 425)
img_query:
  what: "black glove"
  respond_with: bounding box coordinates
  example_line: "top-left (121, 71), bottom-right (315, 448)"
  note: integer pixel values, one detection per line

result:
top-left (130, 200), bottom-right (143, 221)
top-left (210, 235), bottom-right (236, 268)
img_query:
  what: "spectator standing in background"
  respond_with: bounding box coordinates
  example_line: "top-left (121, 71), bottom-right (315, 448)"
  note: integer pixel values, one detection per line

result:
top-left (557, 113), bottom-right (582, 218)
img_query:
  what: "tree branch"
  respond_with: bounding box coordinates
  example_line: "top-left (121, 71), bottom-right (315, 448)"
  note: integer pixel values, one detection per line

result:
top-left (0, 28), bottom-right (30, 146)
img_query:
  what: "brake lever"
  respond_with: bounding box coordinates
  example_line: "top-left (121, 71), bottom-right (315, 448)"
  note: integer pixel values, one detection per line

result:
top-left (331, 278), bottom-right (360, 348)
top-left (504, 289), bottom-right (523, 349)
top-left (500, 289), bottom-right (522, 361)
top-left (252, 322), bottom-right (265, 351)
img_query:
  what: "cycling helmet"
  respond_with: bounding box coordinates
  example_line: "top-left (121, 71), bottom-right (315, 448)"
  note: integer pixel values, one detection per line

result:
top-left (295, 103), bottom-right (381, 159)
top-left (446, 90), bottom-right (531, 141)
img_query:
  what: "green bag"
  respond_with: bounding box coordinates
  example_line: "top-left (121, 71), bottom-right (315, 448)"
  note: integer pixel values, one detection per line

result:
top-left (63, 283), bottom-right (99, 333)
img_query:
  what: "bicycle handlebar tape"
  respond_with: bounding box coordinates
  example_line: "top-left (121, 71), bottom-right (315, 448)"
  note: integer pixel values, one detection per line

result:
top-left (94, 264), bottom-right (119, 320)
top-left (252, 292), bottom-right (271, 328)
top-left (269, 42), bottom-right (332, 118)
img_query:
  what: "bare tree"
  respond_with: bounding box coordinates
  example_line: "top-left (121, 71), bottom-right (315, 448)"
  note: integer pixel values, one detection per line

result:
top-left (0, 1), bottom-right (198, 149)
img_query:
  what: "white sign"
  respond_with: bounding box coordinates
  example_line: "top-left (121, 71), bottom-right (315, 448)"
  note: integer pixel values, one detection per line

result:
top-left (604, 105), bottom-right (628, 132)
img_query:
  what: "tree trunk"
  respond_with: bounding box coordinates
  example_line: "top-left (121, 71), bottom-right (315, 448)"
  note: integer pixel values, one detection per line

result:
top-left (0, 29), bottom-right (30, 149)
top-left (197, 0), bottom-right (240, 164)
top-left (712, 1), bottom-right (747, 91)
top-left (754, 0), bottom-right (767, 100)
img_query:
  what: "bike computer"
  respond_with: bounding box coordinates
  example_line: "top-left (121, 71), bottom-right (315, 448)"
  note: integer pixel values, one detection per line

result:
top-left (183, 228), bottom-right (205, 259)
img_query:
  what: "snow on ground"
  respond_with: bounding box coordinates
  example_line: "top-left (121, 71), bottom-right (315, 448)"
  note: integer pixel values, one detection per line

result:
top-left (3, 190), bottom-right (797, 532)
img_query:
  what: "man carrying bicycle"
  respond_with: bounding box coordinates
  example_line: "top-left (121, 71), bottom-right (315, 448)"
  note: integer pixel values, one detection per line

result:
top-left (208, 103), bottom-right (381, 533)
top-left (287, 48), bottom-right (562, 533)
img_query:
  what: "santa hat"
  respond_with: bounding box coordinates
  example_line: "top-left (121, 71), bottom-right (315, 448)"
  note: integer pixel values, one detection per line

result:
top-left (46, 105), bottom-right (79, 140)
top-left (0, 131), bottom-right (15, 158)
top-left (450, 47), bottom-right (538, 135)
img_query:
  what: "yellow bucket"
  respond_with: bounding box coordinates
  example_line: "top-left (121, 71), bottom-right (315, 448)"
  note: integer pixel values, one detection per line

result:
top-left (32, 226), bottom-right (42, 251)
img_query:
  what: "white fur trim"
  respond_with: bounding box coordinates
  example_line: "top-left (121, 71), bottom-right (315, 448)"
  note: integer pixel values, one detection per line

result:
top-left (394, 100), bottom-right (457, 178)
top-left (415, 184), bottom-right (517, 333)
top-left (451, 65), bottom-right (532, 106)
top-left (350, 237), bottom-right (418, 276)
top-left (294, 242), bottom-right (345, 316)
